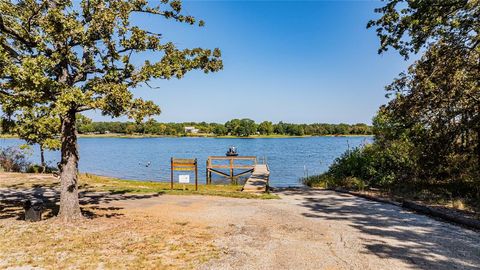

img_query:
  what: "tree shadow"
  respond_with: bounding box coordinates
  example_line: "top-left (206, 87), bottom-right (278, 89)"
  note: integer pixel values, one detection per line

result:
top-left (279, 189), bottom-right (480, 270)
top-left (0, 185), bottom-right (164, 220)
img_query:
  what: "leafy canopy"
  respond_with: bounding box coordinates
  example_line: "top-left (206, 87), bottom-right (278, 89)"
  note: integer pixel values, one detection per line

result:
top-left (367, 0), bottom-right (480, 182)
top-left (367, 0), bottom-right (479, 59)
top-left (0, 0), bottom-right (223, 121)
top-left (15, 106), bottom-right (61, 151)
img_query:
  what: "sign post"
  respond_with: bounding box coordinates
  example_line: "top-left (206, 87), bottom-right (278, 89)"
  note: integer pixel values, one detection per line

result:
top-left (170, 158), bottom-right (198, 191)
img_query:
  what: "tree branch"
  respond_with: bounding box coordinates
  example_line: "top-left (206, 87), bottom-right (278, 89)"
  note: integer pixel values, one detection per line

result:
top-left (0, 15), bottom-right (36, 51)
top-left (145, 81), bottom-right (160, 89)
top-left (0, 41), bottom-right (19, 58)
top-left (76, 106), bottom-right (93, 112)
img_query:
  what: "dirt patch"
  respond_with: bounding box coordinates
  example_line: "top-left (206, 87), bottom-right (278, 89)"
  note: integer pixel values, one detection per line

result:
top-left (0, 203), bottom-right (217, 269)
top-left (1, 180), bottom-right (480, 269)
top-left (0, 172), bottom-right (58, 188)
top-left (114, 190), bottom-right (480, 270)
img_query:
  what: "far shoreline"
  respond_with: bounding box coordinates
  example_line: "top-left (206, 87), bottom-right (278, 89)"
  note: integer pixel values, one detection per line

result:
top-left (0, 133), bottom-right (374, 139)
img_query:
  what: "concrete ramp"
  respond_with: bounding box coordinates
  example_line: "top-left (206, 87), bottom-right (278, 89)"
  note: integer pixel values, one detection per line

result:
top-left (242, 164), bottom-right (270, 193)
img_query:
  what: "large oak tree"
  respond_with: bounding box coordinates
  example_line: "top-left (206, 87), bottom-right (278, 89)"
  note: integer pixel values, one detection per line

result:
top-left (0, 0), bottom-right (222, 221)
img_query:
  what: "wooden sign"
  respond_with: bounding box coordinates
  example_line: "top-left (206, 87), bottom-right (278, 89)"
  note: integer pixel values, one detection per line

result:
top-left (172, 158), bottom-right (196, 171)
top-left (171, 158), bottom-right (198, 191)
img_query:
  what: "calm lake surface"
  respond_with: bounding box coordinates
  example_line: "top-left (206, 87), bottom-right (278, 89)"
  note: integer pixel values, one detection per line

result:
top-left (0, 136), bottom-right (371, 187)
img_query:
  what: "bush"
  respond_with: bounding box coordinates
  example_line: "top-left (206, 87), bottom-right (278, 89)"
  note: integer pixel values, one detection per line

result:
top-left (301, 174), bottom-right (333, 188)
top-left (302, 174), bottom-right (366, 191)
top-left (26, 164), bottom-right (58, 174)
top-left (327, 147), bottom-right (374, 185)
top-left (0, 146), bottom-right (30, 172)
top-left (303, 139), bottom-right (416, 189)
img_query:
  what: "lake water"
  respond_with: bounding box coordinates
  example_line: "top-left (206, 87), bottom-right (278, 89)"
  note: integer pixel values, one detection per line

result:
top-left (0, 136), bottom-right (371, 187)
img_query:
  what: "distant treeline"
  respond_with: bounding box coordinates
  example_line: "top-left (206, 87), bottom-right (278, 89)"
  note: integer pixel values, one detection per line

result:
top-left (76, 117), bottom-right (372, 136)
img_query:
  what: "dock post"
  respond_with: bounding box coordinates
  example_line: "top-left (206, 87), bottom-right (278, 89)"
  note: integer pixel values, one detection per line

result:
top-left (170, 157), bottom-right (173, 190)
top-left (206, 160), bottom-right (209, 185)
top-left (229, 158), bottom-right (234, 183)
top-left (195, 158), bottom-right (198, 191)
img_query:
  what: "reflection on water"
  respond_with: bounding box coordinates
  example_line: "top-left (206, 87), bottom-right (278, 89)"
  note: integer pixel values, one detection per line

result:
top-left (0, 136), bottom-right (371, 187)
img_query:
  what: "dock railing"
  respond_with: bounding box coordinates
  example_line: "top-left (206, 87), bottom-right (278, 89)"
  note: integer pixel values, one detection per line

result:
top-left (206, 156), bottom-right (257, 184)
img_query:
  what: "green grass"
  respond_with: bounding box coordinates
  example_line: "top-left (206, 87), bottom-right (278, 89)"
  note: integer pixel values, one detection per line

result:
top-left (80, 173), bottom-right (279, 199)
top-left (301, 174), bottom-right (330, 188)
top-left (0, 172), bottom-right (279, 199)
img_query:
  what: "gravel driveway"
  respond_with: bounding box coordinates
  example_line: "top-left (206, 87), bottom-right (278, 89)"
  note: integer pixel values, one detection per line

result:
top-left (112, 188), bottom-right (480, 270)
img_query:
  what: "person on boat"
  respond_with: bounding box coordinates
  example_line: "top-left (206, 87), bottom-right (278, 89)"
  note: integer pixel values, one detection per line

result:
top-left (226, 146), bottom-right (238, 156)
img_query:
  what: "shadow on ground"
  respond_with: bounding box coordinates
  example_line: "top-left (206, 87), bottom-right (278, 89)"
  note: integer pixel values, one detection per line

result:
top-left (279, 189), bottom-right (480, 270)
top-left (0, 184), bottom-right (163, 220)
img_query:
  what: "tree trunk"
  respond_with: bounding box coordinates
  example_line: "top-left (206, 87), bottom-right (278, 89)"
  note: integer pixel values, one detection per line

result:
top-left (40, 145), bottom-right (45, 173)
top-left (58, 109), bottom-right (82, 221)
top-left (477, 127), bottom-right (480, 170)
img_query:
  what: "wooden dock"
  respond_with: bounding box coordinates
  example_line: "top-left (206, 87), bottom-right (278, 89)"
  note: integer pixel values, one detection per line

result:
top-left (206, 156), bottom-right (270, 192)
top-left (242, 164), bottom-right (270, 193)
top-left (206, 156), bottom-right (257, 184)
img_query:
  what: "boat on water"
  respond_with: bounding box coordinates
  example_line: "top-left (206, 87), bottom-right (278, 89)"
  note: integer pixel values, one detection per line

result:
top-left (226, 146), bottom-right (238, 156)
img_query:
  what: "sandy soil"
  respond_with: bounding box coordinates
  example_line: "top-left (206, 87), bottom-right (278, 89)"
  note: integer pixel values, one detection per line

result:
top-left (1, 183), bottom-right (480, 269)
top-left (106, 188), bottom-right (480, 270)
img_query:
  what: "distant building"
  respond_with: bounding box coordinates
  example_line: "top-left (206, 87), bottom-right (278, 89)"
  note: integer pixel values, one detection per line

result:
top-left (184, 126), bottom-right (199, 134)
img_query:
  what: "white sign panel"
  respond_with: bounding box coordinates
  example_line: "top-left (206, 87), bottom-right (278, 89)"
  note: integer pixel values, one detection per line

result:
top-left (179, 175), bottom-right (190, 184)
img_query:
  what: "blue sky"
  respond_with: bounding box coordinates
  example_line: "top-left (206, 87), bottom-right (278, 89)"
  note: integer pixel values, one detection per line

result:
top-left (85, 0), bottom-right (412, 124)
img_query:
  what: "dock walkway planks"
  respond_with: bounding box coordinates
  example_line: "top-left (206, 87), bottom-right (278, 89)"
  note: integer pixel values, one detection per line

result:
top-left (242, 164), bottom-right (270, 193)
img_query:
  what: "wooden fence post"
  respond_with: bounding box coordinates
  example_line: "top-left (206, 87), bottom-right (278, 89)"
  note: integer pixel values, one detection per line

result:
top-left (195, 158), bottom-right (198, 191)
top-left (206, 160), bottom-right (209, 185)
top-left (170, 157), bottom-right (173, 190)
top-left (229, 158), bottom-right (234, 181)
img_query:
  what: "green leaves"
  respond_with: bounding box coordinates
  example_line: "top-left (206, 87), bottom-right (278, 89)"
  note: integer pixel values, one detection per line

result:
top-left (128, 99), bottom-right (161, 124)
top-left (92, 83), bottom-right (132, 117)
top-left (134, 45), bottom-right (223, 83)
top-left (225, 119), bottom-right (257, 137)
top-left (367, 0), bottom-right (476, 59)
top-left (0, 0), bottom-right (223, 125)
top-left (369, 1), bottom-right (480, 185)
top-left (14, 106), bottom-right (61, 151)
top-left (258, 121), bottom-right (274, 135)
top-left (0, 0), bottom-right (223, 219)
